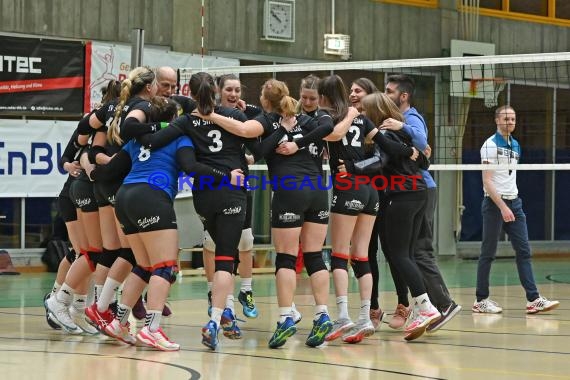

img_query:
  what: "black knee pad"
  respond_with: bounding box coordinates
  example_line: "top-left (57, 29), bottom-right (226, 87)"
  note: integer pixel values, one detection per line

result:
top-left (303, 251), bottom-right (327, 276)
top-left (274, 253), bottom-right (297, 275)
top-left (331, 252), bottom-right (349, 272)
top-left (351, 259), bottom-right (371, 279)
top-left (97, 248), bottom-right (120, 268)
top-left (119, 247), bottom-right (137, 267)
top-left (65, 248), bottom-right (77, 264)
top-left (215, 258), bottom-right (234, 274)
top-left (152, 260), bottom-right (179, 284)
top-left (132, 265), bottom-right (152, 283)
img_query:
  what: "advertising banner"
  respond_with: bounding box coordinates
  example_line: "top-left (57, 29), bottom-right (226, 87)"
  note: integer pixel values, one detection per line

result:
top-left (86, 41), bottom-right (238, 112)
top-left (0, 35), bottom-right (85, 115)
top-left (0, 119), bottom-right (76, 197)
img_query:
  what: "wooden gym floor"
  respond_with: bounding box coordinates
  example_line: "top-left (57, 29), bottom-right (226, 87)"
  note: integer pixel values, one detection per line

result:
top-left (0, 257), bottom-right (569, 380)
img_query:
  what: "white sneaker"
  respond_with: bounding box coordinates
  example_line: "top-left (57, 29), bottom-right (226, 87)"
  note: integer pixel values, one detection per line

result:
top-left (137, 326), bottom-right (180, 351)
top-left (472, 298), bottom-right (503, 314)
top-left (45, 296), bottom-right (79, 331)
top-left (105, 319), bottom-right (136, 345)
top-left (325, 317), bottom-right (354, 342)
top-left (341, 319), bottom-right (375, 344)
top-left (526, 296), bottom-right (559, 314)
top-left (69, 305), bottom-right (98, 335)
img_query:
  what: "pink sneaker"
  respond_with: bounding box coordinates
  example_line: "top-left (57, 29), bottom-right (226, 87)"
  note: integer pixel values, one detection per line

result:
top-left (404, 307), bottom-right (441, 341)
top-left (389, 304), bottom-right (411, 330)
top-left (370, 308), bottom-right (384, 330)
top-left (105, 319), bottom-right (136, 345)
top-left (136, 326), bottom-right (180, 351)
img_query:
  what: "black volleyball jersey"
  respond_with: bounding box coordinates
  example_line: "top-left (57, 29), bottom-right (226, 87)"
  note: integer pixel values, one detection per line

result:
top-left (327, 114), bottom-right (376, 177)
top-left (107, 96), bottom-right (152, 154)
top-left (170, 105), bottom-right (248, 174)
top-left (255, 112), bottom-right (325, 180)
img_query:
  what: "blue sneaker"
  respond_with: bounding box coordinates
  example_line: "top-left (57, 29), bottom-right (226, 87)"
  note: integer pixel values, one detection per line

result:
top-left (306, 313), bottom-right (333, 347)
top-left (268, 317), bottom-right (297, 349)
top-left (207, 291), bottom-right (212, 317)
top-left (220, 308), bottom-right (242, 339)
top-left (201, 320), bottom-right (219, 350)
top-left (238, 290), bottom-right (258, 318)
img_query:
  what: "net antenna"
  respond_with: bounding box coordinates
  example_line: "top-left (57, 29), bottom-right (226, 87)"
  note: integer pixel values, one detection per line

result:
top-left (469, 77), bottom-right (507, 108)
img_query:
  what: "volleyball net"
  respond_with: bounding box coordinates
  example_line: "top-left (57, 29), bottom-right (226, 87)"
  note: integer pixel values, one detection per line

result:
top-left (177, 52), bottom-right (570, 241)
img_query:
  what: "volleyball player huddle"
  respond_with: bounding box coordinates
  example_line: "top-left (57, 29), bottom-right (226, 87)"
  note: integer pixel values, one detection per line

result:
top-left (45, 66), bottom-right (460, 352)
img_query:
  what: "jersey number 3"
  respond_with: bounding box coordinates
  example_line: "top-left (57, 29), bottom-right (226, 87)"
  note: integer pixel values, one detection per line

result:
top-left (208, 130), bottom-right (223, 152)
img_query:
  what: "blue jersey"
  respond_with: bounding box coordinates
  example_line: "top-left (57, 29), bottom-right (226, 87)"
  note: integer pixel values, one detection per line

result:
top-left (122, 136), bottom-right (194, 199)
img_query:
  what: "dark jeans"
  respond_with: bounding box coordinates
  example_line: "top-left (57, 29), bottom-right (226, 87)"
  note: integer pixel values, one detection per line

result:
top-left (476, 197), bottom-right (539, 302)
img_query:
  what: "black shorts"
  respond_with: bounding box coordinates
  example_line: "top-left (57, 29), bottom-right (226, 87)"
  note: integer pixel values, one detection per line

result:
top-left (69, 179), bottom-right (98, 213)
top-left (193, 188), bottom-right (246, 256)
top-left (115, 183), bottom-right (177, 235)
top-left (94, 180), bottom-right (121, 207)
top-left (331, 181), bottom-right (379, 216)
top-left (271, 188), bottom-right (329, 228)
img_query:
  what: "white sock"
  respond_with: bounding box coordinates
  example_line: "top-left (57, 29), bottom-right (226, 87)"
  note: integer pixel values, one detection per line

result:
top-left (97, 278), bottom-right (121, 312)
top-left (93, 284), bottom-right (103, 303)
top-left (314, 304), bottom-right (328, 320)
top-left (117, 303), bottom-right (132, 325)
top-left (211, 307), bottom-right (223, 326)
top-left (145, 310), bottom-right (162, 332)
top-left (56, 283), bottom-right (74, 305)
top-left (72, 294), bottom-right (87, 310)
top-left (240, 278), bottom-right (252, 292)
top-left (226, 294), bottom-right (235, 312)
top-left (415, 293), bottom-right (431, 312)
top-left (336, 296), bottom-right (349, 320)
top-left (51, 281), bottom-right (61, 296)
top-left (207, 282), bottom-right (213, 292)
top-left (279, 306), bottom-right (293, 323)
top-left (359, 299), bottom-right (371, 321)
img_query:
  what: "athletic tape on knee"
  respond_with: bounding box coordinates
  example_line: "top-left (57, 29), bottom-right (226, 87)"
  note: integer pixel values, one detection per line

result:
top-left (237, 228), bottom-right (254, 252)
top-left (203, 230), bottom-right (216, 251)
top-left (351, 257), bottom-right (371, 279)
top-left (119, 247), bottom-right (137, 267)
top-left (303, 251), bottom-right (327, 276)
top-left (275, 253), bottom-right (297, 275)
top-left (152, 260), bottom-right (179, 284)
top-left (66, 248), bottom-right (77, 264)
top-left (331, 252), bottom-right (349, 271)
top-left (132, 265), bottom-right (152, 283)
top-left (98, 248), bottom-right (120, 268)
top-left (214, 255), bottom-right (234, 274)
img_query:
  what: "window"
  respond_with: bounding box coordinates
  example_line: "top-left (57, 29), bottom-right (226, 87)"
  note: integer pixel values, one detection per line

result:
top-left (556, 0), bottom-right (570, 19)
top-left (474, 0), bottom-right (570, 26)
top-left (0, 198), bottom-right (22, 249)
top-left (509, 0), bottom-right (548, 16)
top-left (25, 198), bottom-right (57, 248)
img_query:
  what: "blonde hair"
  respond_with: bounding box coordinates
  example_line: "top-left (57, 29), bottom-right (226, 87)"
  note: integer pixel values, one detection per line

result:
top-left (295, 74), bottom-right (320, 114)
top-left (108, 67), bottom-right (155, 145)
top-left (261, 79), bottom-right (297, 117)
top-left (361, 92), bottom-right (404, 126)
